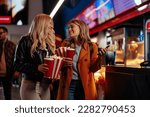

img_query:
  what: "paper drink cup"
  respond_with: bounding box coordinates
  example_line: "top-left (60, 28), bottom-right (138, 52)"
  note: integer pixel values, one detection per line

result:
top-left (44, 58), bottom-right (54, 78)
top-left (67, 48), bottom-right (75, 59)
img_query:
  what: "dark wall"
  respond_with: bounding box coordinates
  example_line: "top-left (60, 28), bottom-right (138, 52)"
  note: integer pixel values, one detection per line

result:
top-left (42, 0), bottom-right (58, 14)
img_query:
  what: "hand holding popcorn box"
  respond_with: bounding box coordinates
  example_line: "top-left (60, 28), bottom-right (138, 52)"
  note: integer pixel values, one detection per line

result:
top-left (44, 55), bottom-right (63, 79)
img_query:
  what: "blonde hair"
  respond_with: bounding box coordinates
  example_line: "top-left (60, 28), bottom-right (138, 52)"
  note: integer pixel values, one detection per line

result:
top-left (68, 19), bottom-right (91, 44)
top-left (29, 13), bottom-right (55, 56)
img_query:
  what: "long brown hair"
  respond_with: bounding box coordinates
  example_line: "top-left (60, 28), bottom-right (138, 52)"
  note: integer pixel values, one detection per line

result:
top-left (29, 13), bottom-right (55, 56)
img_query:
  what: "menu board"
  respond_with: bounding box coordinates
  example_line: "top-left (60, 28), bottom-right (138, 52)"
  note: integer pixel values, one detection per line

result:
top-left (75, 3), bottom-right (98, 29)
top-left (75, 0), bottom-right (145, 29)
top-left (75, 0), bottom-right (116, 28)
top-left (95, 0), bottom-right (115, 24)
top-left (113, 0), bottom-right (142, 15)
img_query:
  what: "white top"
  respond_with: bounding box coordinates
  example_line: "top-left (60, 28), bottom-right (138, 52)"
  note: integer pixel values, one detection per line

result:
top-left (72, 45), bottom-right (81, 80)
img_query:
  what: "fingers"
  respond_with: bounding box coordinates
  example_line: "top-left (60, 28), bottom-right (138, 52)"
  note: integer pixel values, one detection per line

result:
top-left (63, 57), bottom-right (72, 62)
top-left (98, 48), bottom-right (107, 56)
top-left (38, 64), bottom-right (49, 73)
top-left (63, 57), bottom-right (73, 67)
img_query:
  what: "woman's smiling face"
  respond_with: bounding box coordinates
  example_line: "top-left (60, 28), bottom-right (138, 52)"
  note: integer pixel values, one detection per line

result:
top-left (67, 23), bottom-right (80, 39)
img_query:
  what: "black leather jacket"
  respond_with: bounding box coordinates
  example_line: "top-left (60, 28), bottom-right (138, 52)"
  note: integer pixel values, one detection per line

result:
top-left (14, 35), bottom-right (53, 81)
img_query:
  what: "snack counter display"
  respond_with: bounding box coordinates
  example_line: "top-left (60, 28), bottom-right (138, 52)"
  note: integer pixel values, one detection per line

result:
top-left (94, 66), bottom-right (106, 99)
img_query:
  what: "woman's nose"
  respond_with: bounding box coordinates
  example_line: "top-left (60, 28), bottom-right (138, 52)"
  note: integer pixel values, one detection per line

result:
top-left (53, 30), bottom-right (55, 34)
top-left (51, 29), bottom-right (55, 34)
top-left (68, 29), bottom-right (72, 33)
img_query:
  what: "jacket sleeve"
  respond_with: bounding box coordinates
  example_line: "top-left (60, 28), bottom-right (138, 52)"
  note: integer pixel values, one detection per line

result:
top-left (14, 37), bottom-right (38, 74)
top-left (90, 42), bottom-right (102, 73)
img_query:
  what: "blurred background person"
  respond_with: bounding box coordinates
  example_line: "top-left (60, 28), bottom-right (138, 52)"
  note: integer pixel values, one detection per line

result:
top-left (0, 26), bottom-right (16, 100)
top-left (127, 40), bottom-right (138, 59)
top-left (14, 14), bottom-right (55, 100)
top-left (105, 41), bottom-right (116, 65)
top-left (57, 19), bottom-right (106, 100)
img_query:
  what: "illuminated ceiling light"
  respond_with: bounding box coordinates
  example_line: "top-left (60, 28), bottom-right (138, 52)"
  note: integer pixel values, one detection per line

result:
top-left (137, 4), bottom-right (148, 11)
top-left (50, 0), bottom-right (65, 18)
top-left (134, 0), bottom-right (142, 5)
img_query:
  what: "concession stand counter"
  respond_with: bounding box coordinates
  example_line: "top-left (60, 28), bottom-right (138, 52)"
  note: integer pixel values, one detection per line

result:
top-left (105, 66), bottom-right (150, 100)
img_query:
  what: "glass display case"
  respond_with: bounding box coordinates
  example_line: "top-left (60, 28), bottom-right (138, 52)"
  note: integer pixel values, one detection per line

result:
top-left (110, 27), bottom-right (144, 67)
top-left (126, 37), bottom-right (144, 66)
top-left (111, 28), bottom-right (125, 64)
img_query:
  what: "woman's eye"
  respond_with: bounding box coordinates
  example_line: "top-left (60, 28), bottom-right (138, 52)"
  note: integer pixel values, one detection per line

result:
top-left (67, 25), bottom-right (74, 29)
top-left (67, 26), bottom-right (70, 29)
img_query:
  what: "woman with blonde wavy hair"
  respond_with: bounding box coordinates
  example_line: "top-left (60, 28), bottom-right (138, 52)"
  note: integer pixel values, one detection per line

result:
top-left (14, 13), bottom-right (55, 100)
